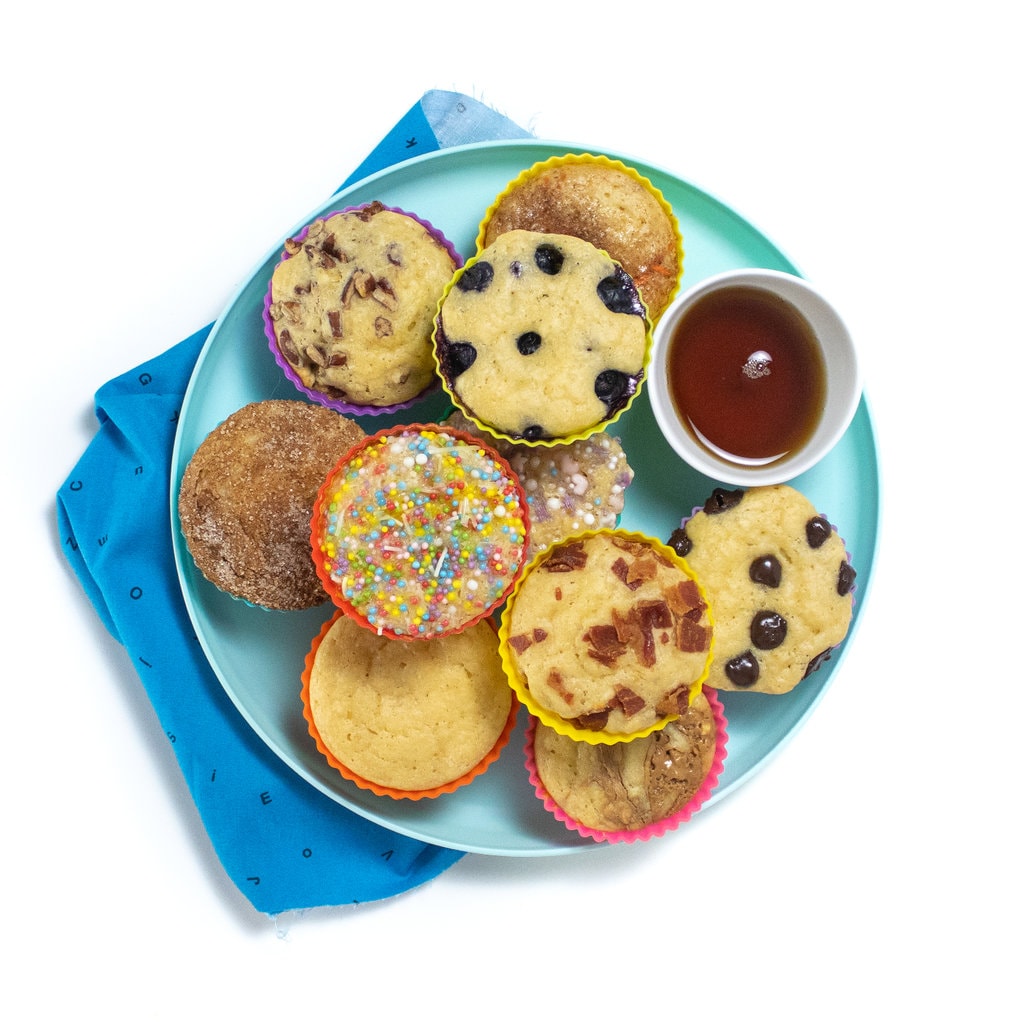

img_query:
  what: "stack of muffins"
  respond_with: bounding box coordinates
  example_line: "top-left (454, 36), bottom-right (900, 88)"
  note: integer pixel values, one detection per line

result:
top-left (177, 153), bottom-right (856, 840)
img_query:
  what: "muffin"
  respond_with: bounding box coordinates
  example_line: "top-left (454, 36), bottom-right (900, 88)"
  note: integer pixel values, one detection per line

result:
top-left (478, 153), bottom-right (683, 321)
top-left (499, 529), bottom-right (714, 741)
top-left (302, 611), bottom-right (516, 799)
top-left (525, 686), bottom-right (727, 842)
top-left (443, 409), bottom-right (635, 559)
top-left (667, 485), bottom-right (856, 694)
top-left (311, 424), bottom-right (530, 639)
top-left (264, 201), bottom-right (460, 413)
top-left (433, 229), bottom-right (651, 444)
top-left (177, 399), bottom-right (365, 610)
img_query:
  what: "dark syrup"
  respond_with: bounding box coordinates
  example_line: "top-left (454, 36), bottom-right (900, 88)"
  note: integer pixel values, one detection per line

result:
top-left (667, 285), bottom-right (826, 465)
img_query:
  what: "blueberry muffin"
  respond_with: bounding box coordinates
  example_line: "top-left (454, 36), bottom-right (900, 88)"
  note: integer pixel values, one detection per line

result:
top-left (478, 154), bottom-right (683, 321)
top-left (265, 201), bottom-right (460, 410)
top-left (667, 485), bottom-right (856, 694)
top-left (177, 400), bottom-right (365, 610)
top-left (434, 230), bottom-right (650, 443)
top-left (500, 530), bottom-right (714, 739)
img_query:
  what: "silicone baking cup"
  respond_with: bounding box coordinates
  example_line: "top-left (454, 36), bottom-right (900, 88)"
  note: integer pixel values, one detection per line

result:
top-left (263, 202), bottom-right (461, 416)
top-left (524, 686), bottom-right (728, 843)
top-left (475, 152), bottom-right (684, 322)
top-left (498, 528), bottom-right (715, 745)
top-left (301, 612), bottom-right (517, 801)
top-left (311, 424), bottom-right (530, 641)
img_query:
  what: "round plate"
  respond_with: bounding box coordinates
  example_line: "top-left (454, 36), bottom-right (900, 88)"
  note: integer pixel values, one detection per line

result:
top-left (170, 139), bottom-right (880, 856)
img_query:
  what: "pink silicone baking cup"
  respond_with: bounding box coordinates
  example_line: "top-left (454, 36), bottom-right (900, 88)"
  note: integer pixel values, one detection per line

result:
top-left (301, 611), bottom-right (518, 800)
top-left (311, 423), bottom-right (531, 641)
top-left (263, 202), bottom-right (462, 417)
top-left (523, 686), bottom-right (728, 843)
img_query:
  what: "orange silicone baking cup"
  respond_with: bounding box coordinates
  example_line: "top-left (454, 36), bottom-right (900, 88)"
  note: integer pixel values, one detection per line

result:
top-left (497, 528), bottom-right (715, 745)
top-left (310, 423), bottom-right (530, 641)
top-left (474, 152), bottom-right (685, 321)
top-left (301, 611), bottom-right (518, 800)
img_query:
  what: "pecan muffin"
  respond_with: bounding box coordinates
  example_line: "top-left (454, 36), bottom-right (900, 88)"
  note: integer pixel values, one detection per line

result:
top-left (265, 202), bottom-right (460, 411)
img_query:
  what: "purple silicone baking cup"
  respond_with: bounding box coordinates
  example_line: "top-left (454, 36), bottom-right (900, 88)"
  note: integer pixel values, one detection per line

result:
top-left (263, 203), bottom-right (463, 417)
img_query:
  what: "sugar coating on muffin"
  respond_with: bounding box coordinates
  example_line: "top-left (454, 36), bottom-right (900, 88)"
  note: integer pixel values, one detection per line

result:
top-left (479, 156), bottom-right (682, 321)
top-left (443, 409), bottom-right (634, 559)
top-left (266, 202), bottom-right (459, 408)
top-left (667, 485), bottom-right (856, 694)
top-left (313, 425), bottom-right (529, 639)
top-left (531, 689), bottom-right (719, 832)
top-left (434, 230), bottom-right (650, 442)
top-left (503, 531), bottom-right (713, 737)
top-left (306, 613), bottom-right (513, 794)
top-left (177, 400), bottom-right (365, 610)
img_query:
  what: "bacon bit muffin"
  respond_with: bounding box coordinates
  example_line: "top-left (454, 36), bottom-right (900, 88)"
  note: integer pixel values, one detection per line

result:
top-left (264, 201), bottom-right (460, 413)
top-left (177, 400), bottom-right (365, 610)
top-left (478, 153), bottom-right (683, 321)
top-left (499, 529), bottom-right (714, 741)
top-left (667, 485), bottom-right (856, 694)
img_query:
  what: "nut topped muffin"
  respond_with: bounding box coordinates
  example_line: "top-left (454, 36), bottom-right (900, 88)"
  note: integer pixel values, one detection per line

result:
top-left (500, 529), bottom-right (714, 741)
top-left (265, 201), bottom-right (460, 412)
top-left (434, 229), bottom-right (650, 444)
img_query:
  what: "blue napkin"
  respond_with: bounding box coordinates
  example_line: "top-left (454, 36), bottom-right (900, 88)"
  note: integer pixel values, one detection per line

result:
top-left (56, 91), bottom-right (532, 916)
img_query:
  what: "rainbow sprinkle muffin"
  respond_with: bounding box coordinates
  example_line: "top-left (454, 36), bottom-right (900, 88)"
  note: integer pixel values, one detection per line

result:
top-left (312, 424), bottom-right (530, 639)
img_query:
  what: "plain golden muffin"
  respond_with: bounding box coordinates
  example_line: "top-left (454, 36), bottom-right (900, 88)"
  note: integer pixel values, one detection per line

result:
top-left (306, 614), bottom-right (514, 794)
top-left (177, 400), bottom-right (365, 610)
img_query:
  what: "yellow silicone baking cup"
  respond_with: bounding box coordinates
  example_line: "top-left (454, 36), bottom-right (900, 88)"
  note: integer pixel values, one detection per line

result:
top-left (430, 245), bottom-right (653, 450)
top-left (497, 528), bottom-right (715, 745)
top-left (474, 152), bottom-right (685, 321)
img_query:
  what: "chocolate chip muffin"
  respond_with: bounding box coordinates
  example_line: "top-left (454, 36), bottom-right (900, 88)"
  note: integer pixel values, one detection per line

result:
top-left (501, 530), bottom-right (714, 739)
top-left (668, 485), bottom-right (856, 694)
top-left (434, 230), bottom-right (650, 443)
top-left (265, 201), bottom-right (460, 410)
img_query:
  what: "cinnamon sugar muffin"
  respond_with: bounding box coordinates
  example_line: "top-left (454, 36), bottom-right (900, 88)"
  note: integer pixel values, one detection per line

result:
top-left (478, 154), bottom-right (683, 321)
top-left (177, 400), bottom-right (364, 610)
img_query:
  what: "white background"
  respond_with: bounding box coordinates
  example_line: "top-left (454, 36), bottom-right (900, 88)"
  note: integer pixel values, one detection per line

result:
top-left (5, 2), bottom-right (1020, 1020)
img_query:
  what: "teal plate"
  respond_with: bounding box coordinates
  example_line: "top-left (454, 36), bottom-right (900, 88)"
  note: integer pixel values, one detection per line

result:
top-left (170, 139), bottom-right (880, 856)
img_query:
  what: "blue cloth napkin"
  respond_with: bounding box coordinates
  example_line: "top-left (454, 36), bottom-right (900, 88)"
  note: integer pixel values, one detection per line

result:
top-left (56, 91), bottom-right (531, 916)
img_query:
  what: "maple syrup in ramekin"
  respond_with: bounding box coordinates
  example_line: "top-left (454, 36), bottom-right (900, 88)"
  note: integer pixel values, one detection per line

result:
top-left (666, 285), bottom-right (826, 466)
